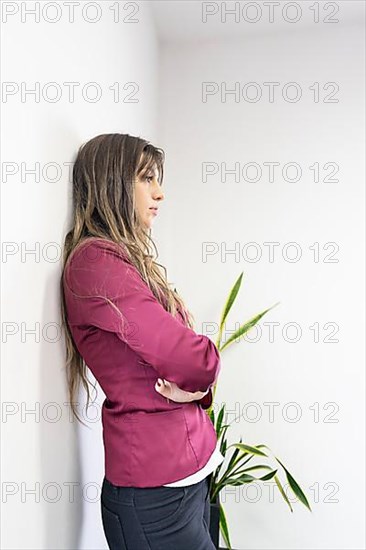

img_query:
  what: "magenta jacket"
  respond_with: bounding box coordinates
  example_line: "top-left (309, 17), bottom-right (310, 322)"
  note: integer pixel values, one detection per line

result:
top-left (63, 237), bottom-right (221, 487)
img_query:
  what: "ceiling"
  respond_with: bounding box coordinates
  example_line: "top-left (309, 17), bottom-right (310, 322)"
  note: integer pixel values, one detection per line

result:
top-left (150, 0), bottom-right (364, 45)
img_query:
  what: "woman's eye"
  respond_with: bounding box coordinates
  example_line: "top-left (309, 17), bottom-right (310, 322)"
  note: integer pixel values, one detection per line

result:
top-left (146, 175), bottom-right (153, 182)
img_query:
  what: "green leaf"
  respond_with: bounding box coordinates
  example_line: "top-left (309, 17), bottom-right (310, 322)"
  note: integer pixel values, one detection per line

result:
top-left (274, 456), bottom-right (312, 511)
top-left (210, 407), bottom-right (215, 426)
top-left (224, 473), bottom-right (257, 484)
top-left (259, 469), bottom-right (278, 481)
top-left (226, 469), bottom-right (277, 484)
top-left (243, 444), bottom-right (311, 512)
top-left (217, 272), bottom-right (244, 348)
top-left (234, 464), bottom-right (272, 475)
top-left (226, 455), bottom-right (254, 479)
top-left (220, 301), bottom-right (280, 352)
top-left (219, 502), bottom-right (232, 549)
top-left (214, 438), bottom-right (253, 492)
top-left (219, 425), bottom-right (230, 455)
top-left (219, 422), bottom-right (230, 438)
top-left (214, 456), bottom-right (254, 498)
top-left (216, 404), bottom-right (225, 438)
top-left (226, 436), bottom-right (242, 469)
top-left (228, 443), bottom-right (268, 457)
top-left (274, 474), bottom-right (293, 513)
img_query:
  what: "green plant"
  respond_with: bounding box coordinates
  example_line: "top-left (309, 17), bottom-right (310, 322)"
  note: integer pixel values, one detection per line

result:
top-left (205, 273), bottom-right (312, 549)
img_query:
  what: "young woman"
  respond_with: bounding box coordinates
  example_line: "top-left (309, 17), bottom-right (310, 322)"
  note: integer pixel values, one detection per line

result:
top-left (60, 133), bottom-right (224, 549)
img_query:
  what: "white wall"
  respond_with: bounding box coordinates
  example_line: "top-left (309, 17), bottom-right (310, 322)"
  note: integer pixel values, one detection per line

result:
top-left (155, 17), bottom-right (365, 550)
top-left (1, 3), bottom-right (160, 549)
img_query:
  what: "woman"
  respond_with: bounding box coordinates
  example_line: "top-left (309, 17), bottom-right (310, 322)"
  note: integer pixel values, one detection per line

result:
top-left (60, 133), bottom-right (224, 549)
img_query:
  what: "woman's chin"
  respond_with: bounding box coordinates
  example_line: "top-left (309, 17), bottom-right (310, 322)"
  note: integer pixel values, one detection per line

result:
top-left (142, 220), bottom-right (153, 231)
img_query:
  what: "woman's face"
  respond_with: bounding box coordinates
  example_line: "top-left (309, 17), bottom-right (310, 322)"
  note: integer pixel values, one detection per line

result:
top-left (135, 164), bottom-right (164, 230)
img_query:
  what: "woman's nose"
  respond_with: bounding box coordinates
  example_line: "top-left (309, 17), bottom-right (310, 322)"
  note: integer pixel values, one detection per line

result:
top-left (153, 182), bottom-right (164, 201)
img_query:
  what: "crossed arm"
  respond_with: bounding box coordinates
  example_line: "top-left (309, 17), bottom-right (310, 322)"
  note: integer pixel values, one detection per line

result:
top-left (65, 239), bottom-right (220, 410)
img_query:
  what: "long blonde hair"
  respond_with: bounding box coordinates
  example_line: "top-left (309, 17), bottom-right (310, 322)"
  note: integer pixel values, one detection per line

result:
top-left (60, 133), bottom-right (195, 426)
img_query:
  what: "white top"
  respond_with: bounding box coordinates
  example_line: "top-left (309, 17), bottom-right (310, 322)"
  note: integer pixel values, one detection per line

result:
top-left (162, 439), bottom-right (225, 487)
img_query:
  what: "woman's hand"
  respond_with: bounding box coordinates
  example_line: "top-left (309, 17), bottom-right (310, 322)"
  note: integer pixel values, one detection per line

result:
top-left (154, 378), bottom-right (209, 403)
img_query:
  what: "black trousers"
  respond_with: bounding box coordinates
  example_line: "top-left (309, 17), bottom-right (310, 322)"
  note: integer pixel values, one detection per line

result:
top-left (101, 473), bottom-right (216, 550)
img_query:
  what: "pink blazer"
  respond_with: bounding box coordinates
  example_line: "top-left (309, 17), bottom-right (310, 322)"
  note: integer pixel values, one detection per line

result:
top-left (63, 237), bottom-right (221, 487)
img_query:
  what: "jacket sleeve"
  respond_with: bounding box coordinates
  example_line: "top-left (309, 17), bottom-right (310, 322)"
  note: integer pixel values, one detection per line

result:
top-left (65, 239), bottom-right (221, 394)
top-left (195, 388), bottom-right (213, 409)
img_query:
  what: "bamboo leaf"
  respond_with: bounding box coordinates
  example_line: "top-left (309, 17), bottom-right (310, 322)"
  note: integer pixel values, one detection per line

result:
top-left (274, 456), bottom-right (312, 511)
top-left (259, 469), bottom-right (278, 481)
top-left (219, 502), bottom-right (232, 550)
top-left (274, 474), bottom-right (293, 513)
top-left (216, 404), bottom-right (225, 438)
top-left (214, 455), bottom-right (254, 497)
top-left (234, 464), bottom-right (272, 474)
top-left (224, 473), bottom-right (257, 484)
top-left (226, 436), bottom-right (242, 469)
top-left (217, 272), bottom-right (244, 348)
top-left (215, 442), bottom-right (254, 491)
top-left (245, 444), bottom-right (311, 511)
top-left (219, 426), bottom-right (230, 455)
top-left (210, 407), bottom-right (215, 426)
top-left (220, 302), bottom-right (280, 352)
top-left (228, 443), bottom-right (268, 457)
top-left (226, 455), bottom-right (254, 479)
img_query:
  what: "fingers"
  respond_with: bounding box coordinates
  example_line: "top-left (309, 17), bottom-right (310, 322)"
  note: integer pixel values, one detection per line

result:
top-left (154, 378), bottom-right (195, 403)
top-left (155, 378), bottom-right (169, 395)
top-left (155, 378), bottom-right (163, 391)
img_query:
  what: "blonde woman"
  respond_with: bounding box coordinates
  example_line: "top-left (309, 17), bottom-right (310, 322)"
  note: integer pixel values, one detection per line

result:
top-left (60, 133), bottom-right (224, 549)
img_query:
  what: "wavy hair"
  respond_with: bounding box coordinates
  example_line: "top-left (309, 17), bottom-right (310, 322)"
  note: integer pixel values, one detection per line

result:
top-left (60, 133), bottom-right (195, 426)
